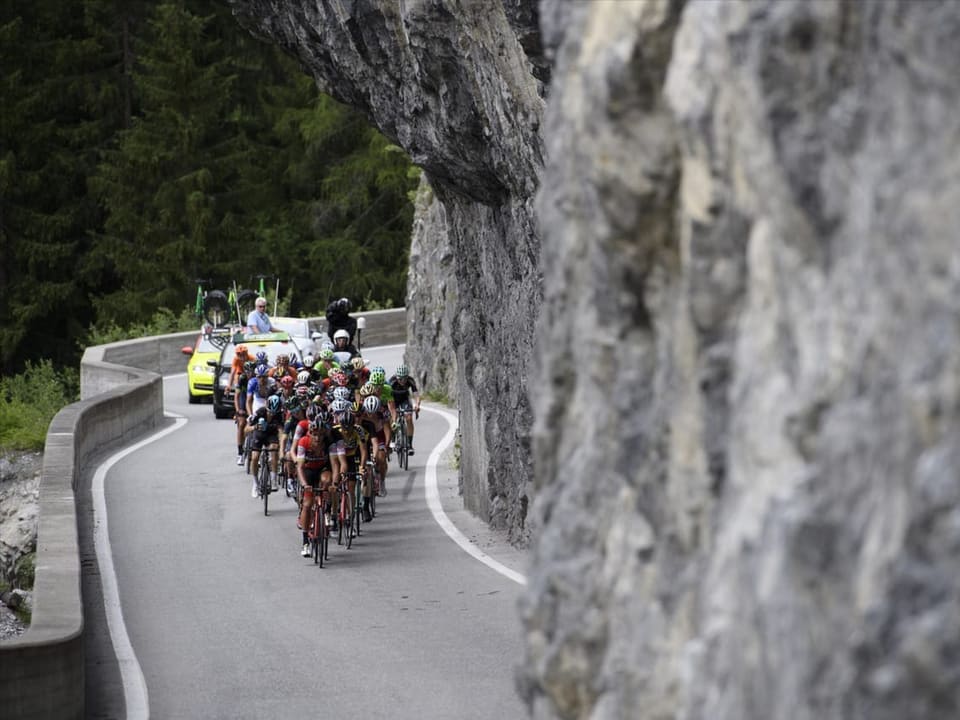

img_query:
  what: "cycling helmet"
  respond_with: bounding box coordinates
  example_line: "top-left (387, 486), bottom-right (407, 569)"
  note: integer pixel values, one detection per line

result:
top-left (296, 384), bottom-right (310, 397)
top-left (302, 354), bottom-right (315, 368)
top-left (276, 353), bottom-right (289, 364)
top-left (370, 369), bottom-right (386, 385)
top-left (371, 365), bottom-right (385, 375)
top-left (235, 344), bottom-right (249, 357)
top-left (359, 382), bottom-right (376, 397)
top-left (266, 394), bottom-right (282, 413)
top-left (319, 348), bottom-right (335, 361)
top-left (395, 365), bottom-right (408, 378)
top-left (297, 370), bottom-right (311, 384)
top-left (334, 329), bottom-right (350, 342)
top-left (243, 360), bottom-right (256, 372)
top-left (255, 351), bottom-right (268, 364)
top-left (279, 375), bottom-right (294, 389)
top-left (338, 410), bottom-right (354, 426)
top-left (332, 371), bottom-right (349, 387)
top-left (330, 399), bottom-right (352, 415)
top-left (285, 396), bottom-right (302, 412)
top-left (309, 418), bottom-right (325, 433)
top-left (362, 396), bottom-right (381, 414)
top-left (255, 363), bottom-right (269, 377)
top-left (305, 404), bottom-right (319, 421)
top-left (351, 356), bottom-right (365, 371)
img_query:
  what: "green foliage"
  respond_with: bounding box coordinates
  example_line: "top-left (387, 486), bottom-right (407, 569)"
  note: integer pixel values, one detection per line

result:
top-left (0, 361), bottom-right (80, 451)
top-left (14, 552), bottom-right (35, 590)
top-left (424, 389), bottom-right (453, 405)
top-left (84, 306), bottom-right (199, 346)
top-left (2, 0), bottom-right (417, 374)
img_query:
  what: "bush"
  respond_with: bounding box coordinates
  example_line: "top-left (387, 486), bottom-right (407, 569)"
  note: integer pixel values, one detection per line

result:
top-left (0, 360), bottom-right (79, 451)
top-left (85, 305), bottom-right (199, 346)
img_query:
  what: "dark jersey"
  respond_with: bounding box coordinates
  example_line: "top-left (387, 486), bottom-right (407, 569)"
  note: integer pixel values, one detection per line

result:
top-left (389, 376), bottom-right (418, 406)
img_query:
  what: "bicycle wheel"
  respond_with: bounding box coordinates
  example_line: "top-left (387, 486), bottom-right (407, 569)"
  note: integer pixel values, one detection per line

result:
top-left (203, 290), bottom-right (230, 328)
top-left (312, 502), bottom-right (323, 566)
top-left (338, 491), bottom-right (348, 546)
top-left (259, 461), bottom-right (270, 516)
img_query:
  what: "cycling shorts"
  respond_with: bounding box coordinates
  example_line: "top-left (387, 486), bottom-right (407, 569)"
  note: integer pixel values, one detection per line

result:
top-left (301, 466), bottom-right (329, 488)
top-left (251, 430), bottom-right (279, 451)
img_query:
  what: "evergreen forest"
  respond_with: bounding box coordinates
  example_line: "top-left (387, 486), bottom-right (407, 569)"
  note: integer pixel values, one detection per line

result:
top-left (0, 0), bottom-right (420, 375)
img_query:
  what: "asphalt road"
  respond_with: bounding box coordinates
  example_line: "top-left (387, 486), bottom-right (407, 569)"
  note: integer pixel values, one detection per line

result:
top-left (85, 344), bottom-right (528, 719)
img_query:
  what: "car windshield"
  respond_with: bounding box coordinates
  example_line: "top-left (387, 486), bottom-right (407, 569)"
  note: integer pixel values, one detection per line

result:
top-left (271, 318), bottom-right (308, 337)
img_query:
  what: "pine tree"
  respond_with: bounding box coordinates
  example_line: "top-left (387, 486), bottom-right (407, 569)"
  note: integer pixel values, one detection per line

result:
top-left (0, 1), bottom-right (122, 371)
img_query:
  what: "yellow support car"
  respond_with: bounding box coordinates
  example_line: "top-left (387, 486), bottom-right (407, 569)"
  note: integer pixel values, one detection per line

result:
top-left (181, 330), bottom-right (226, 403)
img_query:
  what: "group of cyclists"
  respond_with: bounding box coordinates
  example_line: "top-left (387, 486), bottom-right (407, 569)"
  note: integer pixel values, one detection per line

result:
top-left (225, 298), bottom-right (422, 558)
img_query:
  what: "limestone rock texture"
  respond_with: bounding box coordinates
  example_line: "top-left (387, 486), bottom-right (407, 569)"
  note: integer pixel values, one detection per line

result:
top-left (523, 0), bottom-right (960, 718)
top-left (227, 0), bottom-right (960, 717)
top-left (226, 0), bottom-right (545, 539)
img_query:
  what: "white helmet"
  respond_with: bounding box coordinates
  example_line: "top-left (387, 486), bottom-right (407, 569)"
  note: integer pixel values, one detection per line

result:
top-left (362, 395), bottom-right (381, 414)
top-left (334, 329), bottom-right (350, 341)
top-left (297, 370), bottom-right (311, 384)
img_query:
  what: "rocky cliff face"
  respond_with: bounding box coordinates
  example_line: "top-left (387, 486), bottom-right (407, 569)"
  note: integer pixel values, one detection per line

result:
top-left (523, 0), bottom-right (960, 718)
top-left (229, 0), bottom-right (960, 717)
top-left (227, 0), bottom-right (544, 540)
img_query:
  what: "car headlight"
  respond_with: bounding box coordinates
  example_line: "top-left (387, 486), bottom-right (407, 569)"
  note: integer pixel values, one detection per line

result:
top-left (218, 374), bottom-right (230, 388)
top-left (192, 364), bottom-right (214, 375)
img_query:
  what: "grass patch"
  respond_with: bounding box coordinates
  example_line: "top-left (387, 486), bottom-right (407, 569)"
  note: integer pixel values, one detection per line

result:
top-left (14, 552), bottom-right (35, 590)
top-left (0, 361), bottom-right (79, 451)
top-left (424, 388), bottom-right (452, 405)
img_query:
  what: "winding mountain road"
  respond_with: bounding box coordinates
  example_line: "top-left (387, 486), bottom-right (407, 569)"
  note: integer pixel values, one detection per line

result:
top-left (82, 344), bottom-right (528, 719)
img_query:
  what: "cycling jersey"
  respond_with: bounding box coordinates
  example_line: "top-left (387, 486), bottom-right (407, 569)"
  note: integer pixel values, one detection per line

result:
top-left (389, 376), bottom-right (418, 406)
top-left (296, 435), bottom-right (330, 470)
top-left (246, 376), bottom-right (276, 413)
top-left (333, 424), bottom-right (368, 457)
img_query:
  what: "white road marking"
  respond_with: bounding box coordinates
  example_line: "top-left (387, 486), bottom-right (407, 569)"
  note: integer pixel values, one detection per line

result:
top-left (93, 412), bottom-right (187, 720)
top-left (420, 405), bottom-right (527, 586)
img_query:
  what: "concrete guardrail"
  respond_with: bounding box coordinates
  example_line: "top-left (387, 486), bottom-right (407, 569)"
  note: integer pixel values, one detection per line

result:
top-left (0, 308), bottom-right (405, 719)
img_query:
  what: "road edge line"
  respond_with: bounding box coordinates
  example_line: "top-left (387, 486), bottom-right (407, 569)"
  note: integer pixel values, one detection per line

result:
top-left (92, 412), bottom-right (188, 720)
top-left (420, 405), bottom-right (527, 586)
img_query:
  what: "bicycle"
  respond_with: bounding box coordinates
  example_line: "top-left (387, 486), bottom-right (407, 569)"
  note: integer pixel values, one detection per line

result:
top-left (365, 459), bottom-right (382, 517)
top-left (394, 408), bottom-right (413, 471)
top-left (193, 278), bottom-right (231, 328)
top-left (337, 470), bottom-right (365, 548)
top-left (255, 446), bottom-right (278, 516)
top-left (337, 475), bottom-right (354, 549)
top-left (305, 486), bottom-right (331, 566)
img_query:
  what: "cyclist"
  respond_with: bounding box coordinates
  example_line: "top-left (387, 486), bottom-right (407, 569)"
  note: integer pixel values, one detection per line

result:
top-left (330, 402), bottom-right (368, 534)
top-left (268, 353), bottom-right (297, 381)
top-left (233, 360), bottom-right (256, 465)
top-left (247, 394), bottom-right (284, 497)
top-left (389, 365), bottom-right (421, 454)
top-left (227, 344), bottom-right (252, 390)
top-left (246, 364), bottom-right (277, 416)
top-left (280, 395), bottom-right (303, 488)
top-left (358, 394), bottom-right (391, 511)
top-left (296, 418), bottom-right (334, 557)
